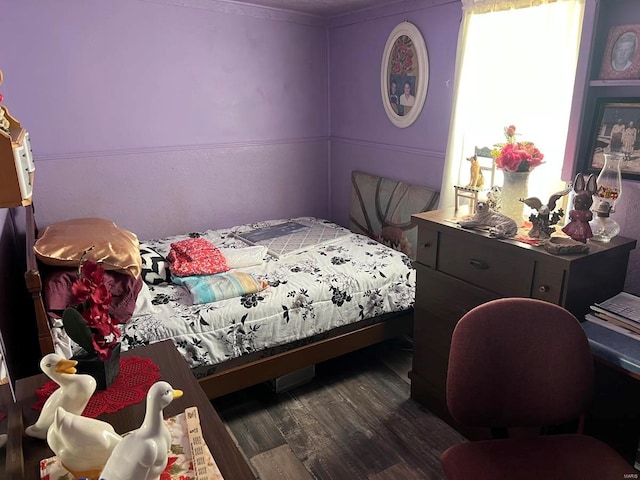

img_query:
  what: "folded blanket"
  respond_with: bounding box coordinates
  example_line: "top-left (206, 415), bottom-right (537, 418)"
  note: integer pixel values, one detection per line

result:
top-left (219, 245), bottom-right (267, 269)
top-left (168, 238), bottom-right (229, 277)
top-left (173, 272), bottom-right (268, 304)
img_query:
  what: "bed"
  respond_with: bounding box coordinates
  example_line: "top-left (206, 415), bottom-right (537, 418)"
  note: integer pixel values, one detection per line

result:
top-left (24, 171), bottom-right (439, 400)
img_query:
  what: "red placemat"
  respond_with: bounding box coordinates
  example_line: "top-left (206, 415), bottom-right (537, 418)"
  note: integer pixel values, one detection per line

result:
top-left (33, 356), bottom-right (161, 418)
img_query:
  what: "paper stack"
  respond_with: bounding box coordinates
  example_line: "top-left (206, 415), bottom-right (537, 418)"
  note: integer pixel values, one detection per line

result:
top-left (586, 291), bottom-right (640, 341)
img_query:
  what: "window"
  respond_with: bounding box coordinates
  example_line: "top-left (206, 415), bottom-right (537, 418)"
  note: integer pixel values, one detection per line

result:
top-left (440, 0), bottom-right (585, 211)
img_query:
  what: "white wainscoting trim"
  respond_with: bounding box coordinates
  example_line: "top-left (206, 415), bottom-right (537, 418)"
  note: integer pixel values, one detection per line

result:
top-left (331, 136), bottom-right (444, 158)
top-left (36, 137), bottom-right (330, 162)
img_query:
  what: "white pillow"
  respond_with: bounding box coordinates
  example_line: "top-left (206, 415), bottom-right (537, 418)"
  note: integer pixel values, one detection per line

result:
top-left (220, 246), bottom-right (267, 269)
top-left (133, 281), bottom-right (160, 317)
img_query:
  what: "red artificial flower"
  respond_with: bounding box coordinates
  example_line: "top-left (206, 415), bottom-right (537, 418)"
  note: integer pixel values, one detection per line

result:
top-left (81, 259), bottom-right (105, 284)
top-left (71, 277), bottom-right (93, 303)
top-left (68, 259), bottom-right (121, 361)
top-left (90, 282), bottom-right (112, 306)
top-left (492, 125), bottom-right (545, 172)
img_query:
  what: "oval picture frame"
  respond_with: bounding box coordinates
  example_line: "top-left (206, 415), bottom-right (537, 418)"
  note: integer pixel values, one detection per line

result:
top-left (380, 22), bottom-right (429, 128)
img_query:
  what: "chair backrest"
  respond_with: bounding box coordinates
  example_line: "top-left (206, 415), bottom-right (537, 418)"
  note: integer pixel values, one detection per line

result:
top-left (446, 298), bottom-right (594, 429)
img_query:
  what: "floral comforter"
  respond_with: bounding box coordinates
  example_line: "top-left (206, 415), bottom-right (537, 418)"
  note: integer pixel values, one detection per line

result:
top-left (51, 218), bottom-right (415, 373)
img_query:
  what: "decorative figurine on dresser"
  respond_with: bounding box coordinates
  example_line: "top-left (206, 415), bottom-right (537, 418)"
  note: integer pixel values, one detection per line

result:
top-left (520, 185), bottom-right (572, 239)
top-left (466, 153), bottom-right (485, 189)
top-left (562, 173), bottom-right (597, 243)
top-left (457, 201), bottom-right (518, 239)
top-left (0, 69), bottom-right (35, 208)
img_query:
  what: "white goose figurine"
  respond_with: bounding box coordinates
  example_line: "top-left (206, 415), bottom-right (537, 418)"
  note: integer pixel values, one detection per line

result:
top-left (47, 406), bottom-right (122, 480)
top-left (25, 353), bottom-right (96, 439)
top-left (100, 381), bottom-right (183, 480)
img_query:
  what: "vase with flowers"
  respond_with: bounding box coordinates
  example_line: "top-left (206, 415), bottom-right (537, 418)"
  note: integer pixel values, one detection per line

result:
top-left (62, 253), bottom-right (122, 390)
top-left (491, 125), bottom-right (545, 223)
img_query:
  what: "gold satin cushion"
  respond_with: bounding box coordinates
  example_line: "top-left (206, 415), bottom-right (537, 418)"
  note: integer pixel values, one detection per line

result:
top-left (34, 218), bottom-right (142, 278)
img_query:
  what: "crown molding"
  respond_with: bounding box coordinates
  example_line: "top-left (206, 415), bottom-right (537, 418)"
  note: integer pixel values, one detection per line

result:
top-left (137, 0), bottom-right (327, 27)
top-left (328, 0), bottom-right (459, 28)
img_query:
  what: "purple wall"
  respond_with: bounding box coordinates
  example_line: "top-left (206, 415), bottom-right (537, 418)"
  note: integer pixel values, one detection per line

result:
top-left (327, 1), bottom-right (461, 227)
top-left (1, 0), bottom-right (330, 240)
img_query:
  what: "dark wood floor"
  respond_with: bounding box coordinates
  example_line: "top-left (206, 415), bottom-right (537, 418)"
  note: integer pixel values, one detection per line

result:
top-left (212, 339), bottom-right (466, 479)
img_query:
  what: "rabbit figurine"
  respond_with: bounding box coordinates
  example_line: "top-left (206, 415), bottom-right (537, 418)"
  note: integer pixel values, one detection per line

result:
top-left (561, 173), bottom-right (597, 243)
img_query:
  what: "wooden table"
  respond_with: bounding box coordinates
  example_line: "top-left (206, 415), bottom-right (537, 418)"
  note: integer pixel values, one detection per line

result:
top-left (6, 340), bottom-right (255, 479)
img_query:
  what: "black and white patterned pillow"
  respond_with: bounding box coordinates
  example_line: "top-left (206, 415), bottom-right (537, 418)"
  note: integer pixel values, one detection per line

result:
top-left (139, 243), bottom-right (170, 285)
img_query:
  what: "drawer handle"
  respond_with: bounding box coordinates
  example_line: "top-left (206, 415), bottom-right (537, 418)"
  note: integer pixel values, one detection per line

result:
top-left (421, 242), bottom-right (432, 248)
top-left (538, 285), bottom-right (550, 293)
top-left (468, 258), bottom-right (489, 270)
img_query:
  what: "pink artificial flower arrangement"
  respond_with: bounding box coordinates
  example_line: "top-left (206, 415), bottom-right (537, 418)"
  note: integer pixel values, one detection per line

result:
top-left (491, 125), bottom-right (545, 172)
top-left (62, 257), bottom-right (121, 361)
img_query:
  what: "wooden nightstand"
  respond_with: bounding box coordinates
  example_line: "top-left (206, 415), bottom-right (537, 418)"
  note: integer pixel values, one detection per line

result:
top-left (6, 340), bottom-right (255, 480)
top-left (409, 208), bottom-right (637, 435)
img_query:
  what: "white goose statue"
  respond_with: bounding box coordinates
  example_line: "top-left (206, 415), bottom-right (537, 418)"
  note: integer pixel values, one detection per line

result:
top-left (99, 381), bottom-right (183, 480)
top-left (25, 353), bottom-right (96, 439)
top-left (47, 406), bottom-right (122, 480)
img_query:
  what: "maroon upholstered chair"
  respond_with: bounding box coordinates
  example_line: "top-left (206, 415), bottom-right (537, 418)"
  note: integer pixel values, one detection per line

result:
top-left (440, 297), bottom-right (636, 480)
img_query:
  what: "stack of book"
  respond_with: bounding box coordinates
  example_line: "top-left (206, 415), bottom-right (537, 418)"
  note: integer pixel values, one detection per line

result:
top-left (585, 291), bottom-right (640, 341)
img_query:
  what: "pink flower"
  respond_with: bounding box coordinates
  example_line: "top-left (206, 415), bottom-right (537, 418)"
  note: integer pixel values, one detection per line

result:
top-left (492, 125), bottom-right (545, 172)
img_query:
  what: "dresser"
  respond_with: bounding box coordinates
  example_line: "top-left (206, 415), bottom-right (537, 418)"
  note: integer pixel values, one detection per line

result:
top-left (409, 208), bottom-right (637, 432)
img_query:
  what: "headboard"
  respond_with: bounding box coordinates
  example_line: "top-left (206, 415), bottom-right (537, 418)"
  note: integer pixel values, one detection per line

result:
top-left (349, 170), bottom-right (440, 260)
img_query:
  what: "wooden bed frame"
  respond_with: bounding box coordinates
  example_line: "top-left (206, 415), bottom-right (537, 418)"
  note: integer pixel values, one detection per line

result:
top-left (24, 205), bottom-right (413, 400)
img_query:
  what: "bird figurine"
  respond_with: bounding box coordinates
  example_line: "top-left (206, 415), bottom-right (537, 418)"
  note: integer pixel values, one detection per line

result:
top-left (520, 185), bottom-right (572, 239)
top-left (99, 381), bottom-right (183, 480)
top-left (25, 353), bottom-right (96, 439)
top-left (47, 406), bottom-right (122, 480)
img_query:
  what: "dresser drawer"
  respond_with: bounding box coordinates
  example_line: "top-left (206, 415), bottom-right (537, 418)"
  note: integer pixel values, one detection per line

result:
top-left (414, 265), bottom-right (500, 352)
top-left (437, 230), bottom-right (533, 297)
top-left (530, 259), bottom-right (564, 305)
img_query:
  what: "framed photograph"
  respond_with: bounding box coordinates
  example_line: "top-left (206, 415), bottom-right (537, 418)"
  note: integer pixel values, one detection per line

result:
top-left (380, 22), bottom-right (429, 128)
top-left (583, 98), bottom-right (640, 180)
top-left (599, 24), bottom-right (640, 80)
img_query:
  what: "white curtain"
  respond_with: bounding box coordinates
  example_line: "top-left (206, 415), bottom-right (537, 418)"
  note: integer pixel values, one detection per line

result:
top-left (440, 0), bottom-right (585, 210)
